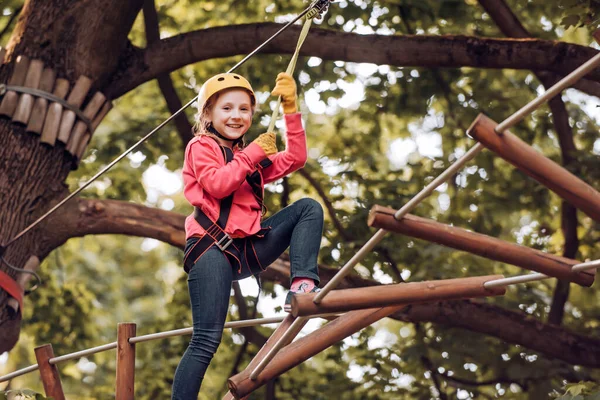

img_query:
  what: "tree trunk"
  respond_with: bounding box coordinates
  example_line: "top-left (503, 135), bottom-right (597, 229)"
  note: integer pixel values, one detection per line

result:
top-left (0, 0), bottom-right (143, 353)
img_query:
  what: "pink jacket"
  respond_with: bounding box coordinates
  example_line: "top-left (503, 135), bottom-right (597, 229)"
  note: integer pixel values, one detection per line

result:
top-left (183, 113), bottom-right (307, 239)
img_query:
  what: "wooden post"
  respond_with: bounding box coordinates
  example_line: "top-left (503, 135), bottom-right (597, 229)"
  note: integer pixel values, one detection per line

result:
top-left (27, 68), bottom-right (56, 134)
top-left (291, 275), bottom-right (505, 317)
top-left (229, 304), bottom-right (406, 398)
top-left (40, 78), bottom-right (70, 146)
top-left (34, 344), bottom-right (65, 400)
top-left (6, 255), bottom-right (40, 314)
top-left (66, 92), bottom-right (106, 155)
top-left (74, 101), bottom-right (112, 163)
top-left (0, 55), bottom-right (30, 117)
top-left (57, 76), bottom-right (92, 144)
top-left (368, 205), bottom-right (595, 286)
top-left (116, 322), bottom-right (136, 400)
top-left (467, 113), bottom-right (600, 223)
top-left (12, 59), bottom-right (44, 125)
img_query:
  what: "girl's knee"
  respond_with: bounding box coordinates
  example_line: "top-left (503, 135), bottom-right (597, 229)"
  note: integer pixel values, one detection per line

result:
top-left (297, 198), bottom-right (323, 217)
top-left (189, 327), bottom-right (223, 354)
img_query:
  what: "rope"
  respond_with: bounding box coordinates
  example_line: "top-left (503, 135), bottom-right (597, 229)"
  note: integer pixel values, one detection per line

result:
top-left (267, 14), bottom-right (315, 134)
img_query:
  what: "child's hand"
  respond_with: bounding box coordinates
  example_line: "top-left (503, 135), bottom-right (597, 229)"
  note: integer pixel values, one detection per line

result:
top-left (253, 132), bottom-right (277, 156)
top-left (271, 73), bottom-right (297, 114)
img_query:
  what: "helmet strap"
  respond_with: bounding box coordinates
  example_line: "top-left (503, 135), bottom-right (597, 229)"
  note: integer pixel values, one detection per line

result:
top-left (208, 123), bottom-right (244, 147)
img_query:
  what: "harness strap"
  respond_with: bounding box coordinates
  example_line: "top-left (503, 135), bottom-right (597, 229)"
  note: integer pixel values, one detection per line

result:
top-left (0, 270), bottom-right (23, 312)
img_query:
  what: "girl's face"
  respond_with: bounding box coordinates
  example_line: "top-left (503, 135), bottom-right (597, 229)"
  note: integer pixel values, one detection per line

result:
top-left (206, 89), bottom-right (253, 140)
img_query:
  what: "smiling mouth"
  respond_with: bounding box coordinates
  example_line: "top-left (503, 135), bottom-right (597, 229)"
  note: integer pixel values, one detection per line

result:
top-left (227, 124), bottom-right (243, 129)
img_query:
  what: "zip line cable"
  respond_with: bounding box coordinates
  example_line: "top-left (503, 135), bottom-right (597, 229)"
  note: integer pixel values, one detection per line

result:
top-left (0, 0), bottom-right (333, 259)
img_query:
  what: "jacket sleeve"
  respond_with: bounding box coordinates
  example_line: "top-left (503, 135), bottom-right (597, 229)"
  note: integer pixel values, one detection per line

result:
top-left (187, 138), bottom-right (268, 199)
top-left (262, 113), bottom-right (308, 184)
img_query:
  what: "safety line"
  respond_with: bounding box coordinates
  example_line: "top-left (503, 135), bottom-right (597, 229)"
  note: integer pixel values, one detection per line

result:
top-left (0, 0), bottom-right (332, 252)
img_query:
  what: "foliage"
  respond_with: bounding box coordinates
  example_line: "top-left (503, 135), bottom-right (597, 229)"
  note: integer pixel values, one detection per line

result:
top-left (553, 382), bottom-right (600, 400)
top-left (2, 1), bottom-right (600, 399)
top-left (0, 390), bottom-right (50, 400)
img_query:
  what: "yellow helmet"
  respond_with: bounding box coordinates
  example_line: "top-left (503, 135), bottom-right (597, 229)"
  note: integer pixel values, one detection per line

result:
top-left (197, 73), bottom-right (256, 112)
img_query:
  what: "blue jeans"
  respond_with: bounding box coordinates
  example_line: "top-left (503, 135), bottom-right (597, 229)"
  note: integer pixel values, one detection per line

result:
top-left (171, 198), bottom-right (323, 399)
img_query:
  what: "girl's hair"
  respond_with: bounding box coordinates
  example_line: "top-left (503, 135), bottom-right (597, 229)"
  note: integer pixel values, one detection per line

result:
top-left (193, 88), bottom-right (256, 150)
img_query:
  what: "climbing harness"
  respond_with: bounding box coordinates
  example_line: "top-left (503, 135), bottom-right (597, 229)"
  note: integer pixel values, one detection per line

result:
top-left (183, 141), bottom-right (272, 274)
top-left (0, 0), bottom-right (334, 306)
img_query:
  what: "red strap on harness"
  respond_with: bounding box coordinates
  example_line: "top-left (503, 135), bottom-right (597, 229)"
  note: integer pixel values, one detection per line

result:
top-left (0, 269), bottom-right (23, 312)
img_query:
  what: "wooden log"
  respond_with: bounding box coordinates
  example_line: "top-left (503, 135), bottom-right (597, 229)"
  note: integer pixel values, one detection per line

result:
top-left (27, 68), bottom-right (56, 134)
top-left (0, 55), bottom-right (30, 117)
top-left (57, 75), bottom-right (92, 144)
top-left (467, 113), bottom-right (600, 223)
top-left (222, 315), bottom-right (298, 400)
top-left (74, 101), bottom-right (112, 162)
top-left (291, 275), bottom-right (505, 317)
top-left (368, 205), bottom-right (595, 286)
top-left (40, 78), bottom-right (70, 146)
top-left (12, 59), bottom-right (44, 125)
top-left (229, 304), bottom-right (406, 398)
top-left (66, 92), bottom-right (106, 155)
top-left (6, 255), bottom-right (40, 314)
top-left (116, 322), bottom-right (136, 400)
top-left (34, 344), bottom-right (66, 400)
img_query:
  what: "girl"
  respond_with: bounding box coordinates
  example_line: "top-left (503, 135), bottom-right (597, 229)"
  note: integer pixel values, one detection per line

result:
top-left (172, 72), bottom-right (323, 399)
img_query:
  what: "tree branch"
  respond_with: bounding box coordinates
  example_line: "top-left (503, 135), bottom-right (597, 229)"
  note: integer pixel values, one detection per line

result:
top-left (48, 199), bottom-right (600, 366)
top-left (143, 0), bottom-right (194, 146)
top-left (106, 24), bottom-right (600, 98)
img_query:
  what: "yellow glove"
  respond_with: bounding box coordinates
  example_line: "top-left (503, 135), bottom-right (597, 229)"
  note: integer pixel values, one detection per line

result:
top-left (271, 72), bottom-right (297, 114)
top-left (253, 132), bottom-right (277, 156)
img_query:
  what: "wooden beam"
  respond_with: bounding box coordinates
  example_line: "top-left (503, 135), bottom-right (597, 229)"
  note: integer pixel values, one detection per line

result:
top-left (291, 275), bottom-right (505, 317)
top-left (467, 113), bottom-right (600, 223)
top-left (116, 323), bottom-right (136, 400)
top-left (368, 205), bottom-right (594, 286)
top-left (228, 305), bottom-right (406, 399)
top-left (223, 315), bottom-right (298, 400)
top-left (35, 344), bottom-right (65, 400)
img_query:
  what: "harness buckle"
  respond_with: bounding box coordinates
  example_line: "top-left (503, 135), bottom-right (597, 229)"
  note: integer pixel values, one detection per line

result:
top-left (216, 233), bottom-right (233, 251)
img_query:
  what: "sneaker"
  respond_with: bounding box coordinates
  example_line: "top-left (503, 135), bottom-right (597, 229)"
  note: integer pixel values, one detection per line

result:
top-left (284, 286), bottom-right (321, 313)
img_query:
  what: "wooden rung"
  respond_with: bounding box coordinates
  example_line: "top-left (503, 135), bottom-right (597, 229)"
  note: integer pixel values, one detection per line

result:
top-left (229, 304), bottom-right (404, 398)
top-left (13, 59), bottom-right (44, 125)
top-left (6, 255), bottom-right (40, 314)
top-left (116, 322), bottom-right (136, 400)
top-left (27, 68), bottom-right (56, 134)
top-left (40, 78), bottom-right (70, 146)
top-left (66, 92), bottom-right (106, 155)
top-left (467, 113), bottom-right (600, 223)
top-left (291, 275), bottom-right (505, 317)
top-left (0, 55), bottom-right (30, 117)
top-left (35, 344), bottom-right (66, 400)
top-left (368, 205), bottom-right (595, 286)
top-left (57, 75), bottom-right (92, 144)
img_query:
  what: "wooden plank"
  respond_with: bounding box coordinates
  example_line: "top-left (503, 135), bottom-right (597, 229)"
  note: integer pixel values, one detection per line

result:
top-left (66, 92), bottom-right (106, 155)
top-left (40, 78), bottom-right (69, 146)
top-left (467, 113), bottom-right (600, 223)
top-left (34, 344), bottom-right (65, 400)
top-left (74, 101), bottom-right (112, 162)
top-left (116, 322), bottom-right (136, 400)
top-left (12, 59), bottom-right (44, 125)
top-left (0, 55), bottom-right (30, 117)
top-left (368, 205), bottom-right (595, 286)
top-left (57, 75), bottom-right (92, 144)
top-left (291, 275), bottom-right (505, 317)
top-left (229, 304), bottom-right (406, 398)
top-left (6, 255), bottom-right (40, 314)
top-left (27, 68), bottom-right (56, 134)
